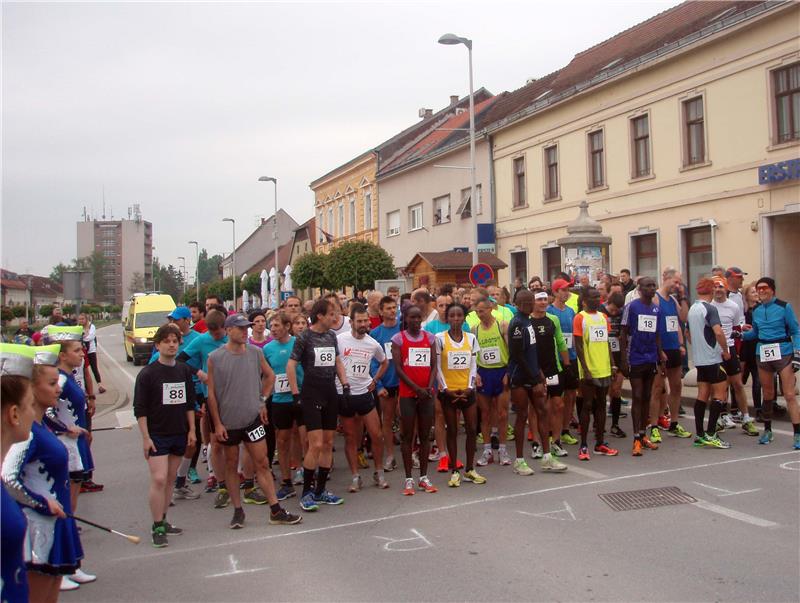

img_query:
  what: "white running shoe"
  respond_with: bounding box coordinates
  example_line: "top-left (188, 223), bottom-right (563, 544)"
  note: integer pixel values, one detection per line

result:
top-left (498, 448), bottom-right (512, 466)
top-left (383, 456), bottom-right (397, 472)
top-left (70, 569), bottom-right (97, 584)
top-left (60, 577), bottom-right (80, 591)
top-left (476, 448), bottom-right (493, 467)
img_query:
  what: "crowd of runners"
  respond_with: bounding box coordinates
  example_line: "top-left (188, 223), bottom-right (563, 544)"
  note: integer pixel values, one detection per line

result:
top-left (1, 265), bottom-right (799, 602)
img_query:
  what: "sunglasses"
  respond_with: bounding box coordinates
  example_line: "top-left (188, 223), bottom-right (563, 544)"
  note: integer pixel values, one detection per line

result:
top-left (756, 285), bottom-right (771, 291)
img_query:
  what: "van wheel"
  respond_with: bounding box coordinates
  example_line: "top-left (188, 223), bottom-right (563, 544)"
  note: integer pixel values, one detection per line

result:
top-left (125, 348), bottom-right (133, 362)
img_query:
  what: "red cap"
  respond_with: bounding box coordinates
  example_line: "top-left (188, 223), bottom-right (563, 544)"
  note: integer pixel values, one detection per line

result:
top-left (551, 279), bottom-right (570, 292)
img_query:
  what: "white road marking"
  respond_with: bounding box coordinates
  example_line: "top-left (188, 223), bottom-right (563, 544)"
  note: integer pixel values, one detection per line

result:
top-left (779, 460), bottom-right (800, 471)
top-left (374, 528), bottom-right (434, 551)
top-left (517, 500), bottom-right (576, 521)
top-left (692, 481), bottom-right (761, 497)
top-left (693, 499), bottom-right (778, 528)
top-left (97, 341), bottom-right (136, 385)
top-left (115, 449), bottom-right (799, 562)
top-left (205, 554), bottom-right (269, 578)
top-left (565, 464), bottom-right (608, 479)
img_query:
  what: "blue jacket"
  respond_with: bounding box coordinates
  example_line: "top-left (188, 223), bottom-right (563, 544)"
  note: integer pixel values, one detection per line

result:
top-left (742, 298), bottom-right (800, 358)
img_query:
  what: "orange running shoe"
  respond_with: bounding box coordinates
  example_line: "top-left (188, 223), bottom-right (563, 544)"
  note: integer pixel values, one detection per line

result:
top-left (632, 439), bottom-right (643, 456)
top-left (437, 455), bottom-right (449, 473)
top-left (402, 478), bottom-right (415, 496)
top-left (658, 415), bottom-right (671, 430)
top-left (642, 436), bottom-right (659, 450)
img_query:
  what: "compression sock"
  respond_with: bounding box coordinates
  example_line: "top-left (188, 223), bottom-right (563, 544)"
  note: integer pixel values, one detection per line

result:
top-left (315, 467), bottom-right (330, 496)
top-left (794, 424), bottom-right (800, 434)
top-left (694, 400), bottom-right (706, 436)
top-left (708, 399), bottom-right (724, 435)
top-left (270, 503), bottom-right (281, 514)
top-left (175, 457), bottom-right (191, 488)
top-left (302, 467), bottom-right (315, 495)
top-left (764, 420), bottom-right (772, 431)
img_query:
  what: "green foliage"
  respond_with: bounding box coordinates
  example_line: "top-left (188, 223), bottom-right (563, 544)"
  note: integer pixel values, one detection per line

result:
top-left (0, 307), bottom-right (13, 322)
top-left (11, 305), bottom-right (26, 318)
top-left (80, 304), bottom-right (103, 316)
top-left (206, 277), bottom-right (234, 303)
top-left (242, 273), bottom-right (261, 294)
top-left (74, 251), bottom-right (107, 298)
top-left (62, 305), bottom-right (76, 315)
top-left (153, 260), bottom-right (185, 301)
top-left (49, 263), bottom-right (70, 283)
top-left (324, 242), bottom-right (396, 291)
top-left (292, 252), bottom-right (332, 292)
top-left (39, 305), bottom-right (54, 318)
top-left (198, 249), bottom-right (224, 286)
top-left (129, 272), bottom-right (146, 294)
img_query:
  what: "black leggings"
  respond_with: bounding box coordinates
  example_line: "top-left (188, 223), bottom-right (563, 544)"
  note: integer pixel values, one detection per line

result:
top-left (579, 382), bottom-right (608, 446)
top-left (87, 352), bottom-right (102, 384)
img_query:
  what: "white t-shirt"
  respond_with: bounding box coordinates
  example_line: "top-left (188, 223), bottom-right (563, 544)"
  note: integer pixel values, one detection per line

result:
top-left (335, 331), bottom-right (385, 395)
top-left (82, 324), bottom-right (97, 354)
top-left (331, 315), bottom-right (351, 338)
top-left (711, 298), bottom-right (744, 348)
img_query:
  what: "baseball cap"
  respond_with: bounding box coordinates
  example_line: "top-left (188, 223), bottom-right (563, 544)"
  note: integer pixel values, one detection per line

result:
top-left (551, 278), bottom-right (570, 292)
top-left (725, 267), bottom-right (747, 277)
top-left (168, 306), bottom-right (192, 320)
top-left (224, 314), bottom-right (252, 328)
top-left (534, 291), bottom-right (549, 300)
top-left (712, 276), bottom-right (728, 289)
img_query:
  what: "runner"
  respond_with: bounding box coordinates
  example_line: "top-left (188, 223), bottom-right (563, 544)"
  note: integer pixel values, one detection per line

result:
top-left (742, 277), bottom-right (800, 449)
top-left (436, 304), bottom-right (485, 487)
top-left (78, 313), bottom-right (105, 394)
top-left (509, 290), bottom-right (566, 474)
top-left (392, 305), bottom-right (439, 495)
top-left (366, 291), bottom-right (383, 330)
top-left (189, 301), bottom-right (207, 333)
top-left (324, 293), bottom-right (351, 337)
top-left (206, 314), bottom-right (301, 528)
top-left (134, 324), bottom-right (197, 547)
top-left (573, 288), bottom-right (618, 460)
top-left (247, 311), bottom-right (271, 349)
top-left (599, 293), bottom-right (627, 438)
top-left (548, 279), bottom-right (580, 447)
top-left (473, 296), bottom-right (512, 466)
top-left (287, 298), bottom-right (348, 511)
top-left (619, 277), bottom-right (665, 456)
top-left (686, 278), bottom-right (733, 449)
top-left (337, 303), bottom-right (390, 491)
top-left (283, 296), bottom-right (303, 321)
top-left (370, 296), bottom-right (401, 472)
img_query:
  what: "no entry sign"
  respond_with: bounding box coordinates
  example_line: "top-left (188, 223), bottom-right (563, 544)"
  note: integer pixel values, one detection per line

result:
top-left (469, 263), bottom-right (494, 286)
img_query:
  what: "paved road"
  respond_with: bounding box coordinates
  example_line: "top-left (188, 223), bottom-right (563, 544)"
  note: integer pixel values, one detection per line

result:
top-left (65, 325), bottom-right (800, 603)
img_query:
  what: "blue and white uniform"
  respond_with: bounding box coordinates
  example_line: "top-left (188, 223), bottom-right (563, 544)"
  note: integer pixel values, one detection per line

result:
top-left (1, 486), bottom-right (29, 603)
top-left (46, 370), bottom-right (94, 475)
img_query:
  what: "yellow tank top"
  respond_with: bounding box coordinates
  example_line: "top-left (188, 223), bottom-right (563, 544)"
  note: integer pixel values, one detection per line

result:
top-left (438, 331), bottom-right (474, 391)
top-left (577, 311), bottom-right (612, 379)
top-left (474, 320), bottom-right (509, 368)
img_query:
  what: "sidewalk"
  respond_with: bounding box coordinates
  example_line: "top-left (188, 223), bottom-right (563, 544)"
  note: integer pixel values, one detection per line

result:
top-left (91, 351), bottom-right (131, 428)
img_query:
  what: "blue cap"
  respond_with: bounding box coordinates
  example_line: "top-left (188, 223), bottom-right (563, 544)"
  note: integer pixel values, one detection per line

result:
top-left (168, 306), bottom-right (192, 320)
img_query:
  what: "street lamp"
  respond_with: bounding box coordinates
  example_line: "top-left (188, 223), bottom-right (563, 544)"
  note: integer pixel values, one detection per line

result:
top-left (188, 240), bottom-right (199, 302)
top-left (439, 32), bottom-right (479, 268)
top-left (222, 218), bottom-right (236, 311)
top-left (177, 256), bottom-right (187, 298)
top-left (258, 176), bottom-right (280, 303)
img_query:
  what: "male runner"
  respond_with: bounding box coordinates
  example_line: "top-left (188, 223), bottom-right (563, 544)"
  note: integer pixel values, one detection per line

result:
top-left (548, 280), bottom-right (579, 447)
top-left (599, 293), bottom-right (627, 438)
top-left (337, 303), bottom-right (390, 491)
top-left (206, 314), bottom-right (301, 528)
top-left (324, 293), bottom-right (351, 337)
top-left (366, 291), bottom-right (383, 330)
top-left (189, 302), bottom-right (207, 333)
top-left (283, 296), bottom-right (303, 320)
top-left (370, 296), bottom-right (401, 471)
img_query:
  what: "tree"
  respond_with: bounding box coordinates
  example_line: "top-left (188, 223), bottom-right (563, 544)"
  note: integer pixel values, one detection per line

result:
top-left (197, 249), bottom-right (224, 286)
top-left (129, 271), bottom-right (146, 294)
top-left (49, 262), bottom-right (70, 283)
top-left (74, 250), bottom-right (107, 299)
top-left (292, 252), bottom-right (332, 292)
top-left (153, 260), bottom-right (185, 301)
top-left (324, 241), bottom-right (396, 291)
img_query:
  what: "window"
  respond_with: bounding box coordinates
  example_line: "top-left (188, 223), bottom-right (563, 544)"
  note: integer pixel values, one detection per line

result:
top-left (338, 202), bottom-right (344, 237)
top-left (631, 233), bottom-right (658, 279)
top-left (327, 208), bottom-right (333, 240)
top-left (318, 211), bottom-right (324, 243)
top-left (349, 197), bottom-right (356, 234)
top-left (512, 157), bottom-right (526, 207)
top-left (631, 115), bottom-right (651, 178)
top-left (774, 63), bottom-right (800, 143)
top-left (409, 203), bottom-right (423, 231)
top-left (511, 251), bottom-right (527, 285)
top-left (433, 195), bottom-right (450, 224)
top-left (364, 191), bottom-right (372, 229)
top-left (457, 185), bottom-right (482, 218)
top-left (683, 97), bottom-right (705, 166)
top-left (588, 130), bottom-right (604, 188)
top-left (544, 145), bottom-right (559, 200)
top-left (684, 226), bottom-right (713, 300)
top-left (543, 247), bottom-right (562, 282)
top-left (387, 210), bottom-right (400, 237)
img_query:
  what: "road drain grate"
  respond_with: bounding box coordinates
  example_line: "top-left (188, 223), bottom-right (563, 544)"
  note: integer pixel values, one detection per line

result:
top-left (599, 486), bottom-right (696, 511)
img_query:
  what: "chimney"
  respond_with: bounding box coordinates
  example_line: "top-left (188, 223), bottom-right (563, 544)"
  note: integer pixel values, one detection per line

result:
top-left (418, 108), bottom-right (433, 119)
top-left (450, 95), bottom-right (459, 106)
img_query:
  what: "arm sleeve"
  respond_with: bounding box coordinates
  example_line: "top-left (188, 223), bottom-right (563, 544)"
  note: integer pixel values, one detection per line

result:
top-left (704, 303), bottom-right (722, 329)
top-left (178, 336), bottom-right (201, 370)
top-left (508, 324), bottom-right (537, 382)
top-left (1, 440), bottom-right (51, 514)
top-left (289, 332), bottom-right (305, 362)
top-left (133, 370), bottom-right (148, 419)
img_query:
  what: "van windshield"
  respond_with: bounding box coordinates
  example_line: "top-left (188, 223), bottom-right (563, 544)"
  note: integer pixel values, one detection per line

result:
top-left (134, 311), bottom-right (170, 329)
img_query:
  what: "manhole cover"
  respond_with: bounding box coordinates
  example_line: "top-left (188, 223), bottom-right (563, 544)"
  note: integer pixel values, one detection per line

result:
top-left (598, 486), bottom-right (696, 511)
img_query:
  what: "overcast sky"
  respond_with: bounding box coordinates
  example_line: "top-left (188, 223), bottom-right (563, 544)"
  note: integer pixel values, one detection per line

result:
top-left (2, 0), bottom-right (680, 277)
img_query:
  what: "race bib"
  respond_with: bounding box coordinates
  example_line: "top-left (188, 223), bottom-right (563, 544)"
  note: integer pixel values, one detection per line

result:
top-left (759, 343), bottom-right (782, 362)
top-left (546, 374), bottom-right (559, 386)
top-left (447, 351), bottom-right (470, 370)
top-left (589, 326), bottom-right (608, 343)
top-left (563, 333), bottom-right (574, 348)
top-left (314, 347), bottom-right (335, 367)
top-left (408, 347), bottom-right (430, 367)
top-left (480, 346), bottom-right (500, 365)
top-left (246, 423), bottom-right (266, 442)
top-left (384, 342), bottom-right (393, 359)
top-left (638, 314), bottom-right (657, 333)
top-left (274, 373), bottom-right (291, 394)
top-left (666, 316), bottom-right (680, 332)
top-left (346, 359), bottom-right (370, 377)
top-left (610, 336), bottom-right (620, 352)
top-left (162, 382), bottom-right (186, 405)
top-left (527, 325), bottom-right (536, 345)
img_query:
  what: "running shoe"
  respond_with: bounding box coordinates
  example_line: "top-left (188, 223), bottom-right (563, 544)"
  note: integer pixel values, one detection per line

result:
top-left (276, 484), bottom-right (296, 501)
top-left (315, 490), bottom-right (344, 505)
top-left (716, 417), bottom-right (728, 432)
top-left (578, 446), bottom-right (590, 461)
top-left (741, 420), bottom-right (758, 436)
top-left (188, 467), bottom-right (201, 484)
top-left (668, 424), bottom-right (692, 438)
top-left (540, 454), bottom-right (568, 472)
top-left (632, 439), bottom-right (643, 456)
top-left (418, 476), bottom-right (438, 493)
top-left (550, 441), bottom-right (569, 457)
top-left (428, 445), bottom-right (440, 462)
top-left (498, 448), bottom-right (512, 466)
top-left (527, 428), bottom-right (534, 442)
top-left (657, 415), bottom-right (671, 430)
top-left (60, 577), bottom-right (80, 591)
top-left (243, 488), bottom-right (268, 505)
top-left (448, 471), bottom-right (461, 487)
top-left (403, 478), bottom-right (415, 496)
top-left (357, 451), bottom-right (369, 469)
top-left (349, 475), bottom-right (363, 493)
top-left (794, 434), bottom-right (800, 450)
top-left (229, 507), bottom-right (245, 529)
top-left (649, 427), bottom-right (662, 444)
top-left (80, 480), bottom-right (104, 493)
top-left (201, 445), bottom-right (208, 463)
top-left (437, 455), bottom-right (449, 473)
top-left (300, 492), bottom-right (319, 511)
top-left (205, 475), bottom-right (218, 493)
top-left (173, 485), bottom-right (201, 500)
top-left (476, 433), bottom-right (484, 445)
top-left (730, 410), bottom-right (743, 424)
top-left (758, 430), bottom-right (774, 445)
top-left (569, 416), bottom-right (579, 429)
top-left (269, 508), bottom-right (302, 525)
top-left (513, 459), bottom-right (534, 476)
top-left (506, 424), bottom-right (515, 441)
top-left (163, 522), bottom-right (183, 535)
top-left (561, 432), bottom-right (579, 446)
top-left (594, 443), bottom-right (618, 456)
top-left (463, 469), bottom-right (486, 484)
top-left (642, 436), bottom-right (659, 450)
top-left (383, 456), bottom-right (397, 472)
top-left (412, 451), bottom-right (420, 469)
top-left (704, 433), bottom-right (731, 449)
top-left (609, 425), bottom-right (627, 438)
top-left (530, 442), bottom-right (543, 459)
top-left (373, 472), bottom-right (389, 489)
top-left (476, 448), bottom-right (493, 467)
top-left (693, 434), bottom-right (711, 447)
top-left (678, 405), bottom-right (686, 417)
top-left (293, 468), bottom-right (304, 485)
top-left (151, 524), bottom-right (168, 548)
top-left (213, 488), bottom-right (230, 509)
top-left (722, 413), bottom-right (736, 429)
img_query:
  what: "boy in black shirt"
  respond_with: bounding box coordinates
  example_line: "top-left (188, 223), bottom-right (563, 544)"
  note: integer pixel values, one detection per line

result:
top-left (134, 324), bottom-right (197, 547)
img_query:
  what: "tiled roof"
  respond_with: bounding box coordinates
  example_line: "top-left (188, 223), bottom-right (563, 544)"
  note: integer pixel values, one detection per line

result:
top-left (244, 241), bottom-right (294, 277)
top-left (1, 278), bottom-right (27, 290)
top-left (19, 275), bottom-right (63, 295)
top-left (407, 251), bottom-right (508, 271)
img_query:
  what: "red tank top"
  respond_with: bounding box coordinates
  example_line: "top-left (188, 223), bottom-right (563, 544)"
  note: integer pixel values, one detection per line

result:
top-left (399, 330), bottom-right (433, 398)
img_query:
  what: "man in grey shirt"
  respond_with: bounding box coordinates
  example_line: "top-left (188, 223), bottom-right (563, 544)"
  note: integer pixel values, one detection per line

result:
top-left (207, 314), bottom-right (301, 529)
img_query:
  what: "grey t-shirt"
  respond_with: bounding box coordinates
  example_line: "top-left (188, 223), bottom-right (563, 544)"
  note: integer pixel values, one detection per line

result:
top-left (688, 301), bottom-right (722, 367)
top-left (209, 345), bottom-right (263, 429)
top-left (291, 328), bottom-right (340, 385)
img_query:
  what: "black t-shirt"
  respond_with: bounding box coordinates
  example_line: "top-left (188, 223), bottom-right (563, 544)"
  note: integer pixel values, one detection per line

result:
top-left (600, 305), bottom-right (622, 338)
top-left (133, 361), bottom-right (196, 436)
top-left (290, 328), bottom-right (340, 385)
top-left (531, 315), bottom-right (558, 377)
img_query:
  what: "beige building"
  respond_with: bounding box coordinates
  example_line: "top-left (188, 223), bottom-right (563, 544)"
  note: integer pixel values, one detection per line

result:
top-left (489, 0), bottom-right (799, 307)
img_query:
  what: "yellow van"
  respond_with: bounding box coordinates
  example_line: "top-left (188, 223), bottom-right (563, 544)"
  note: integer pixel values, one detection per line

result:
top-left (123, 293), bottom-right (176, 365)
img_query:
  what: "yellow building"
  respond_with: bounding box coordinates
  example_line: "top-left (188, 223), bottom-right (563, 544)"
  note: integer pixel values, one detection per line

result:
top-left (489, 0), bottom-right (799, 307)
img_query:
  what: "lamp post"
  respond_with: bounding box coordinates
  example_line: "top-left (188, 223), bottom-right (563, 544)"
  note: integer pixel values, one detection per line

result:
top-left (188, 240), bottom-right (199, 302)
top-left (258, 176), bottom-right (280, 301)
top-left (222, 218), bottom-right (236, 310)
top-left (177, 256), bottom-right (187, 298)
top-left (438, 32), bottom-right (478, 268)
top-left (152, 246), bottom-right (157, 291)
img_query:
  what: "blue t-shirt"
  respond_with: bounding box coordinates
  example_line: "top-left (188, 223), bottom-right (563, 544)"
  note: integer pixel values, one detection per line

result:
top-left (180, 332), bottom-right (227, 396)
top-left (656, 292), bottom-right (681, 351)
top-left (621, 298), bottom-right (663, 365)
top-left (370, 322), bottom-right (401, 389)
top-left (264, 337), bottom-right (302, 403)
top-left (548, 304), bottom-right (577, 360)
top-left (423, 319), bottom-right (469, 335)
